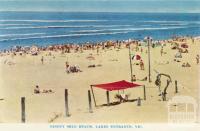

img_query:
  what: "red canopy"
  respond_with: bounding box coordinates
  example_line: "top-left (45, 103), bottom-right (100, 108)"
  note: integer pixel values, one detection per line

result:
top-left (91, 80), bottom-right (141, 91)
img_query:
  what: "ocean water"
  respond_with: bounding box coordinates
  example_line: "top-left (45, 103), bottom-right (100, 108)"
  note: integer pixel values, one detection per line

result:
top-left (0, 12), bottom-right (199, 49)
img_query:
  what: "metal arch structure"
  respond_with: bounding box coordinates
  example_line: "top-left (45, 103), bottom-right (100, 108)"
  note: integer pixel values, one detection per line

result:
top-left (155, 73), bottom-right (172, 101)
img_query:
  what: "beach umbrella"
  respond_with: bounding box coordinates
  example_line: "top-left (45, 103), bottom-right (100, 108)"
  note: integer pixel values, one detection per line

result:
top-left (181, 43), bottom-right (188, 48)
top-left (31, 46), bottom-right (38, 52)
top-left (132, 54), bottom-right (141, 60)
top-left (30, 46), bottom-right (38, 55)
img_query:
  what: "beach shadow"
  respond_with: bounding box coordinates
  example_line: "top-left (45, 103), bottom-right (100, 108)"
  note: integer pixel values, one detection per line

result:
top-left (98, 99), bottom-right (138, 107)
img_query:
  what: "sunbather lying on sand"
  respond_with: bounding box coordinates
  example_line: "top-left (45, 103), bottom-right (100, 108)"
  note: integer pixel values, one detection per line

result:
top-left (182, 62), bottom-right (191, 67)
top-left (42, 89), bottom-right (54, 93)
top-left (137, 76), bottom-right (147, 81)
top-left (174, 59), bottom-right (181, 62)
top-left (34, 85), bottom-right (54, 94)
top-left (115, 93), bottom-right (129, 103)
top-left (88, 64), bottom-right (102, 68)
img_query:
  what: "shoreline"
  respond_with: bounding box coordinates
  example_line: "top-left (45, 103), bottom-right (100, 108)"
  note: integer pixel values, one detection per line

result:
top-left (0, 35), bottom-right (199, 52)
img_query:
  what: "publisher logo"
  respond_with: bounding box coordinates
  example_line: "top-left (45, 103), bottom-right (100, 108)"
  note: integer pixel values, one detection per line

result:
top-left (167, 96), bottom-right (197, 123)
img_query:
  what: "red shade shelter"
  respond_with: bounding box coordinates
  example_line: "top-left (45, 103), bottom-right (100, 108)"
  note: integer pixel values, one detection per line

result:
top-left (90, 80), bottom-right (146, 107)
top-left (92, 80), bottom-right (141, 91)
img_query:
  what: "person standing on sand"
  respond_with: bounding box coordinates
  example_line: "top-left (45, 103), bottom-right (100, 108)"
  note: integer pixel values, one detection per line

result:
top-left (65, 61), bottom-right (70, 73)
top-left (97, 46), bottom-right (99, 55)
top-left (160, 47), bottom-right (164, 56)
top-left (34, 85), bottom-right (40, 94)
top-left (141, 47), bottom-right (143, 53)
top-left (140, 60), bottom-right (144, 70)
top-left (192, 38), bottom-right (195, 44)
top-left (196, 55), bottom-right (199, 64)
top-left (41, 56), bottom-right (44, 64)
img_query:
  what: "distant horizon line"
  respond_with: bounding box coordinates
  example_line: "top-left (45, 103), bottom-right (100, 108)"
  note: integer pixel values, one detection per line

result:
top-left (0, 10), bottom-right (200, 14)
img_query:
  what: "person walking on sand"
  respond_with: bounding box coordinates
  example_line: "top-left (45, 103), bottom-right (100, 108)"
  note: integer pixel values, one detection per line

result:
top-left (160, 47), bottom-right (164, 56)
top-left (65, 61), bottom-right (70, 73)
top-left (141, 47), bottom-right (143, 53)
top-left (140, 60), bottom-right (144, 70)
top-left (41, 56), bottom-right (44, 64)
top-left (196, 55), bottom-right (199, 64)
top-left (97, 46), bottom-right (99, 55)
top-left (192, 38), bottom-right (195, 44)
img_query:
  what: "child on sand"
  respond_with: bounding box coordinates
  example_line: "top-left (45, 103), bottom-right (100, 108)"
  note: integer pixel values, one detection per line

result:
top-left (132, 75), bottom-right (136, 81)
top-left (34, 85), bottom-right (40, 94)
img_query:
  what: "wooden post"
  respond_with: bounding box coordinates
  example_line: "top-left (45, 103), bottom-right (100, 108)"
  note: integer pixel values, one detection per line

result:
top-left (148, 39), bottom-right (151, 82)
top-left (143, 85), bottom-right (146, 100)
top-left (106, 91), bottom-right (110, 106)
top-left (175, 80), bottom-right (178, 93)
top-left (88, 90), bottom-right (93, 113)
top-left (21, 97), bottom-right (25, 123)
top-left (90, 86), bottom-right (97, 107)
top-left (128, 43), bottom-right (134, 82)
top-left (137, 97), bottom-right (141, 106)
top-left (65, 89), bottom-right (70, 117)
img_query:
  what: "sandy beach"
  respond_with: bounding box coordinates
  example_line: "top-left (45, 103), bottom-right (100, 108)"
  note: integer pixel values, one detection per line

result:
top-left (0, 37), bottom-right (199, 123)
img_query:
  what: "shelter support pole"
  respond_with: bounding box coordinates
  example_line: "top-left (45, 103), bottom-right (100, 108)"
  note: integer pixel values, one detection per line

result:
top-left (21, 97), bottom-right (25, 123)
top-left (106, 91), bottom-right (110, 106)
top-left (143, 85), bottom-right (146, 100)
top-left (90, 86), bottom-right (97, 107)
top-left (175, 80), bottom-right (178, 93)
top-left (65, 89), bottom-right (70, 117)
top-left (88, 90), bottom-right (93, 113)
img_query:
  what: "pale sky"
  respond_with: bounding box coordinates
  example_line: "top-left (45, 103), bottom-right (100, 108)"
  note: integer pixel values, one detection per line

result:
top-left (0, 0), bottom-right (199, 13)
